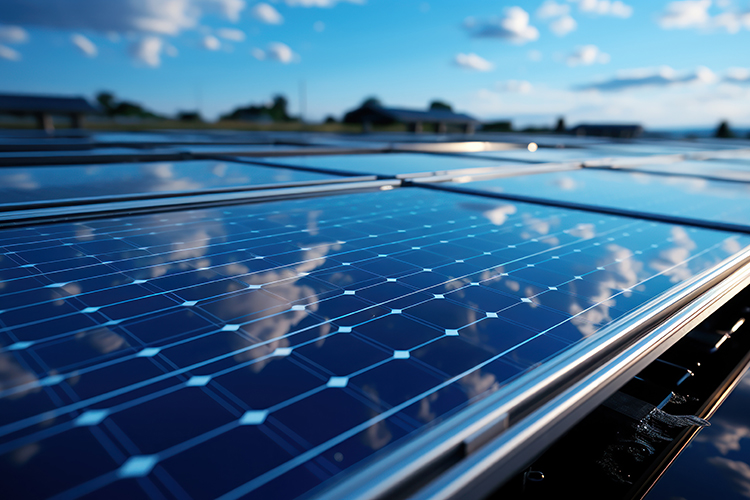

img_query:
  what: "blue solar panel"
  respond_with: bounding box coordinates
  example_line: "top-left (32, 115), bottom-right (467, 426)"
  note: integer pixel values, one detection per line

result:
top-left (0, 147), bottom-right (178, 160)
top-left (461, 147), bottom-right (641, 163)
top-left (0, 187), bottom-right (747, 499)
top-left (0, 160), bottom-right (351, 206)
top-left (242, 152), bottom-right (513, 177)
top-left (619, 159), bottom-right (750, 182)
top-left (442, 168), bottom-right (750, 229)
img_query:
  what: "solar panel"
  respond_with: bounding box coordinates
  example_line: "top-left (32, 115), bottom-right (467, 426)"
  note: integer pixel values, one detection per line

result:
top-left (615, 159), bottom-right (750, 182)
top-left (0, 147), bottom-right (185, 167)
top-left (0, 160), bottom-right (358, 207)
top-left (438, 168), bottom-right (750, 230)
top-left (1, 186), bottom-right (747, 499)
top-left (240, 152), bottom-right (517, 178)
top-left (460, 147), bottom-right (648, 163)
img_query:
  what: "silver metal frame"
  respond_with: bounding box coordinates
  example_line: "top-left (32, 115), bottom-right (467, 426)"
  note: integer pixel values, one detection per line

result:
top-left (192, 146), bottom-right (386, 158)
top-left (0, 175), bottom-right (378, 212)
top-left (315, 244), bottom-right (750, 500)
top-left (0, 179), bottom-right (401, 226)
top-left (412, 162), bottom-right (581, 183)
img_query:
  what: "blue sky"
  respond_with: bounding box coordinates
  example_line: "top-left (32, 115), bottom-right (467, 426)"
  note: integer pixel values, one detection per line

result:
top-left (1, 0), bottom-right (749, 127)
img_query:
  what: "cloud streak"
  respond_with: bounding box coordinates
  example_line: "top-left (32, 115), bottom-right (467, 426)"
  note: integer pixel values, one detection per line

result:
top-left (0, 25), bottom-right (28, 44)
top-left (71, 33), bottom-right (97, 57)
top-left (567, 45), bottom-right (609, 66)
top-left (454, 53), bottom-right (493, 72)
top-left (0, 44), bottom-right (21, 61)
top-left (284, 0), bottom-right (364, 6)
top-left (253, 42), bottom-right (299, 63)
top-left (130, 36), bottom-right (164, 67)
top-left (571, 0), bottom-right (633, 18)
top-left (252, 3), bottom-right (283, 24)
top-left (465, 7), bottom-right (540, 44)
top-left (577, 66), bottom-right (717, 91)
top-left (0, 0), bottom-right (246, 36)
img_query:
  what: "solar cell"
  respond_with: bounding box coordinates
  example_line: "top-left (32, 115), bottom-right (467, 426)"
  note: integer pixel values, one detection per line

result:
top-left (437, 168), bottom-right (750, 230)
top-left (0, 160), bottom-right (357, 207)
top-left (1, 186), bottom-right (747, 499)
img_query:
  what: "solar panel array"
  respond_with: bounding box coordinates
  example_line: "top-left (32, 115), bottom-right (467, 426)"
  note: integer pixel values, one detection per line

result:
top-left (1, 130), bottom-right (750, 499)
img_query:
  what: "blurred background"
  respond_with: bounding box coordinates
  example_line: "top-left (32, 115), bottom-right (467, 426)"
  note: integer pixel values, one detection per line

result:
top-left (0, 0), bottom-right (749, 137)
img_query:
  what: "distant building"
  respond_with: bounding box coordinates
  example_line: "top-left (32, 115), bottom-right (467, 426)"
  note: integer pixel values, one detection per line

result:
top-left (570, 123), bottom-right (644, 138)
top-left (343, 102), bottom-right (479, 134)
top-left (0, 94), bottom-right (98, 132)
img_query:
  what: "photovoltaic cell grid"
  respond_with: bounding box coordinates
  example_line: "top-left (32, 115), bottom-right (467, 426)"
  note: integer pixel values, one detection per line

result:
top-left (1, 187), bottom-right (748, 499)
top-left (443, 168), bottom-right (750, 230)
top-left (0, 160), bottom-right (351, 206)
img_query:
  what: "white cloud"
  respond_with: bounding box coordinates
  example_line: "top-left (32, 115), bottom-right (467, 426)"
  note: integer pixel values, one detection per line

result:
top-left (313, 21), bottom-right (326, 32)
top-left (0, 0), bottom-right (247, 64)
top-left (496, 80), bottom-right (532, 93)
top-left (284, 0), bottom-right (364, 6)
top-left (202, 34), bottom-right (221, 50)
top-left (550, 15), bottom-right (577, 35)
top-left (216, 27), bottom-right (245, 41)
top-left (0, 44), bottom-right (21, 61)
top-left (165, 44), bottom-right (179, 57)
top-left (71, 33), bottom-right (97, 57)
top-left (537, 0), bottom-right (570, 18)
top-left (454, 53), bottom-right (494, 72)
top-left (0, 0), bottom-right (246, 36)
top-left (528, 49), bottom-right (543, 61)
top-left (130, 36), bottom-right (164, 67)
top-left (567, 45), bottom-right (609, 66)
top-left (465, 7), bottom-right (540, 44)
top-left (657, 0), bottom-right (750, 32)
top-left (725, 67), bottom-right (750, 83)
top-left (710, 10), bottom-right (750, 32)
top-left (570, 0), bottom-right (633, 18)
top-left (252, 3), bottom-right (283, 24)
top-left (578, 66), bottom-right (717, 91)
top-left (0, 25), bottom-right (28, 44)
top-left (463, 71), bottom-right (750, 128)
top-left (266, 42), bottom-right (297, 63)
top-left (658, 0), bottom-right (712, 28)
top-left (251, 47), bottom-right (266, 60)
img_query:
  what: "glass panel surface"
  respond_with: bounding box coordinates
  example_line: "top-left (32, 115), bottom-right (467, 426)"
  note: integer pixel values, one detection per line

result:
top-left (0, 147), bottom-right (179, 160)
top-left (624, 159), bottom-right (750, 182)
top-left (0, 187), bottom-right (747, 499)
top-left (450, 168), bottom-right (750, 229)
top-left (463, 147), bottom-right (651, 163)
top-left (0, 160), bottom-right (346, 205)
top-left (245, 152), bottom-right (510, 177)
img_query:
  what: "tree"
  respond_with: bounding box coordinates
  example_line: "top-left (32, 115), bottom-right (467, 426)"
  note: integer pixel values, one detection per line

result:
top-left (96, 92), bottom-right (116, 117)
top-left (716, 120), bottom-right (734, 138)
top-left (176, 111), bottom-right (202, 122)
top-left (268, 95), bottom-right (290, 122)
top-left (94, 91), bottom-right (164, 119)
top-left (429, 100), bottom-right (453, 112)
top-left (555, 117), bottom-right (566, 133)
top-left (324, 115), bottom-right (337, 124)
top-left (361, 96), bottom-right (382, 108)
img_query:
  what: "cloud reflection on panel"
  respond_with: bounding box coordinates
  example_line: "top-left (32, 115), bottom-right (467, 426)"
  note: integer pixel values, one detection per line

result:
top-left (0, 160), bottom-right (324, 205)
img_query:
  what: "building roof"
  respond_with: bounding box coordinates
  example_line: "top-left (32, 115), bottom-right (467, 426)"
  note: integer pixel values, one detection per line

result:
top-left (344, 103), bottom-right (478, 124)
top-left (0, 93), bottom-right (98, 114)
top-left (378, 106), bottom-right (479, 124)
